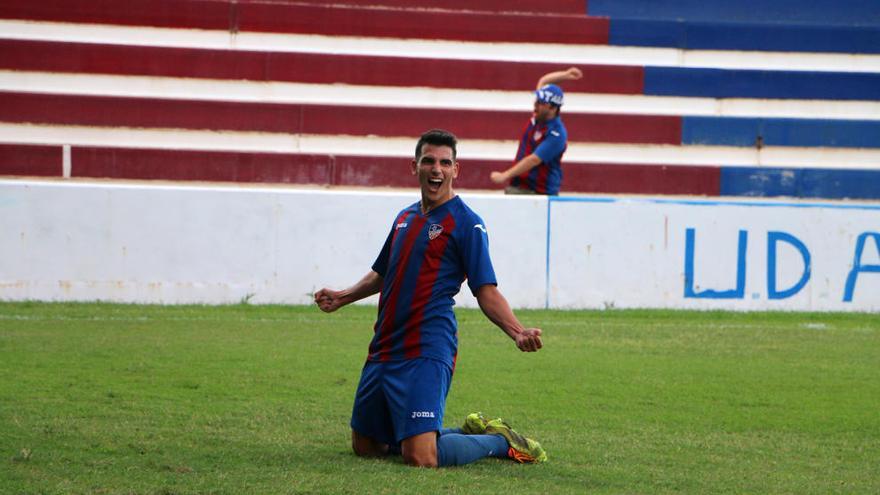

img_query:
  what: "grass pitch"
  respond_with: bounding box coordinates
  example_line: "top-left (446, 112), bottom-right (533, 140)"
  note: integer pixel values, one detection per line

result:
top-left (1, 302), bottom-right (878, 494)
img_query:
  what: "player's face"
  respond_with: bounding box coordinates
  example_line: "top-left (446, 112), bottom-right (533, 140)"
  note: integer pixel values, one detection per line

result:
top-left (533, 100), bottom-right (557, 123)
top-left (412, 143), bottom-right (459, 210)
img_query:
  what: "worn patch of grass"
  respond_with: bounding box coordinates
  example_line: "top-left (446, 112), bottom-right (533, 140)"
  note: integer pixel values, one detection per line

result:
top-left (1, 302), bottom-right (877, 494)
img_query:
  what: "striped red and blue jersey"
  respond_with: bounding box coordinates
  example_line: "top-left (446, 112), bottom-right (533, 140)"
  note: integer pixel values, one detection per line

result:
top-left (368, 196), bottom-right (496, 368)
top-left (509, 115), bottom-right (568, 195)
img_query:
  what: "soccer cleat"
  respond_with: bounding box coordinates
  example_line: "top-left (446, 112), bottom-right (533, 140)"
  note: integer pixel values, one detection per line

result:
top-left (485, 418), bottom-right (547, 463)
top-left (461, 412), bottom-right (490, 435)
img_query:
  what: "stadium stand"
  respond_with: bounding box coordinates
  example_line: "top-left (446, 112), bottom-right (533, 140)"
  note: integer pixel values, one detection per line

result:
top-left (0, 0), bottom-right (878, 199)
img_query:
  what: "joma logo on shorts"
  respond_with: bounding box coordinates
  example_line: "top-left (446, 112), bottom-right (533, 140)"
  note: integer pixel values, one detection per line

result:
top-left (411, 411), bottom-right (435, 418)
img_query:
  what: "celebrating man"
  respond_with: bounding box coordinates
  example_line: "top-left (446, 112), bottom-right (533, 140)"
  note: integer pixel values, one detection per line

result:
top-left (315, 129), bottom-right (547, 467)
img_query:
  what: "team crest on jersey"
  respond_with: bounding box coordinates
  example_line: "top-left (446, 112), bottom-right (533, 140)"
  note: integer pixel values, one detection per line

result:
top-left (533, 130), bottom-right (543, 141)
top-left (428, 223), bottom-right (443, 240)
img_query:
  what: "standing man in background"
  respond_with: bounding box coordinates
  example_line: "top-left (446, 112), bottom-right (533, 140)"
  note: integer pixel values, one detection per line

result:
top-left (315, 129), bottom-right (547, 468)
top-left (491, 67), bottom-right (582, 195)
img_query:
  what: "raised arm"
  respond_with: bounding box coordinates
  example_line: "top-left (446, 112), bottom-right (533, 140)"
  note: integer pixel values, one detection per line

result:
top-left (475, 284), bottom-right (543, 352)
top-left (536, 67), bottom-right (583, 89)
top-left (490, 154), bottom-right (542, 185)
top-left (314, 270), bottom-right (383, 313)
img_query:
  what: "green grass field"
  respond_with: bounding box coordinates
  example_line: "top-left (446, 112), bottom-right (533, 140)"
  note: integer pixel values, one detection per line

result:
top-left (1, 302), bottom-right (878, 494)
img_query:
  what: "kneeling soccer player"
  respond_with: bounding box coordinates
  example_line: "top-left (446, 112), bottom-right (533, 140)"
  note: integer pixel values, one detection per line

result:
top-left (314, 129), bottom-right (547, 467)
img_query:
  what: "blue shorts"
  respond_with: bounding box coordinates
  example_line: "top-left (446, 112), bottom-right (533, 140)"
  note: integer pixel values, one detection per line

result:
top-left (350, 358), bottom-right (452, 445)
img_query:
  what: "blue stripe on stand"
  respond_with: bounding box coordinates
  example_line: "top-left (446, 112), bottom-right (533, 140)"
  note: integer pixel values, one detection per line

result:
top-left (588, 0), bottom-right (880, 26)
top-left (608, 19), bottom-right (683, 48)
top-left (683, 117), bottom-right (880, 148)
top-left (682, 118), bottom-right (759, 147)
top-left (644, 67), bottom-right (880, 101)
top-left (720, 168), bottom-right (800, 197)
top-left (800, 169), bottom-right (880, 200)
top-left (720, 167), bottom-right (880, 200)
top-left (610, 19), bottom-right (880, 54)
top-left (683, 22), bottom-right (880, 54)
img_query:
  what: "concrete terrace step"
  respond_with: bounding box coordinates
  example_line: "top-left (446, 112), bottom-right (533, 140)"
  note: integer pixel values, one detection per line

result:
top-left (1, 123), bottom-right (877, 170)
top-left (4, 143), bottom-right (879, 200)
top-left (0, 143), bottom-right (720, 196)
top-left (0, 0), bottom-right (607, 44)
top-left (4, 71), bottom-right (878, 121)
top-left (3, 0), bottom-right (878, 58)
top-left (3, 19), bottom-right (879, 74)
top-left (0, 38), bottom-right (643, 93)
top-left (4, 38), bottom-right (880, 102)
top-left (5, 91), bottom-right (880, 149)
top-left (0, 91), bottom-right (680, 145)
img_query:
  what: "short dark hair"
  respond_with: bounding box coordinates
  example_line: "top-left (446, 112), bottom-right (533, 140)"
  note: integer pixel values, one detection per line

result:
top-left (415, 129), bottom-right (457, 160)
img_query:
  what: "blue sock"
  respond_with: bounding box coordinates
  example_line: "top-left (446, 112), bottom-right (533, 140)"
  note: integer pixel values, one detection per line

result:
top-left (438, 427), bottom-right (462, 436)
top-left (437, 433), bottom-right (509, 467)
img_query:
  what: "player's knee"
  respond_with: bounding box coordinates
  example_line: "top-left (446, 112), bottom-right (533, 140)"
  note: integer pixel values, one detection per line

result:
top-left (352, 442), bottom-right (384, 458)
top-left (351, 435), bottom-right (386, 458)
top-left (351, 440), bottom-right (369, 457)
top-left (402, 450), bottom-right (438, 468)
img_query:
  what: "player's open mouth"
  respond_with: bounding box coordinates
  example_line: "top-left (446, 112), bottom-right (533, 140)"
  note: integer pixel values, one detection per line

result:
top-left (427, 177), bottom-right (443, 191)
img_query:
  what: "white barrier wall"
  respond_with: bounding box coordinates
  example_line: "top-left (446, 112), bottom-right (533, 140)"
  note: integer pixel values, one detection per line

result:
top-left (0, 180), bottom-right (546, 308)
top-left (548, 197), bottom-right (880, 311)
top-left (1, 180), bottom-right (878, 311)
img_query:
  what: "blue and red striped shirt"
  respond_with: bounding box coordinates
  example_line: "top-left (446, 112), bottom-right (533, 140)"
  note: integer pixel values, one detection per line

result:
top-left (368, 196), bottom-right (496, 367)
top-left (510, 115), bottom-right (568, 195)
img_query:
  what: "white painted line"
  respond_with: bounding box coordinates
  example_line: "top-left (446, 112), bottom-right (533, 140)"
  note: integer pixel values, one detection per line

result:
top-left (2, 71), bottom-right (879, 120)
top-left (62, 144), bottom-right (71, 178)
top-left (1, 123), bottom-right (878, 169)
top-left (0, 177), bottom-right (425, 197)
top-left (0, 123), bottom-right (303, 153)
top-left (1, 19), bottom-right (879, 73)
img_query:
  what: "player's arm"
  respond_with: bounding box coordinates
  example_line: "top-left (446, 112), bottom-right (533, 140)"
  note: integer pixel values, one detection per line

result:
top-left (536, 67), bottom-right (582, 89)
top-left (475, 284), bottom-right (543, 352)
top-left (490, 154), bottom-right (542, 184)
top-left (491, 124), bottom-right (567, 185)
top-left (314, 270), bottom-right (383, 313)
